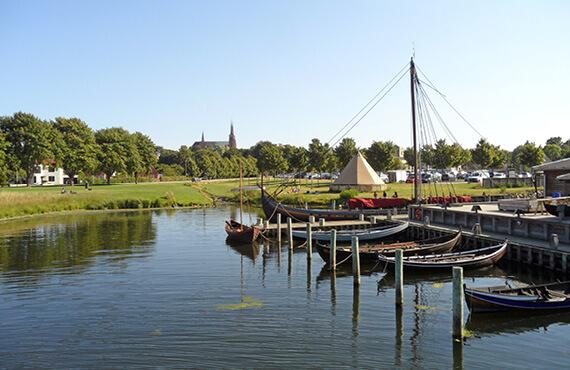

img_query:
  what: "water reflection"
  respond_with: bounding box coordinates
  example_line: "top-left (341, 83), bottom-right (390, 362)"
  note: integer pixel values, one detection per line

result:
top-left (395, 306), bottom-right (404, 366)
top-left (225, 239), bottom-right (261, 262)
top-left (0, 211), bottom-right (156, 277)
top-left (466, 311), bottom-right (570, 337)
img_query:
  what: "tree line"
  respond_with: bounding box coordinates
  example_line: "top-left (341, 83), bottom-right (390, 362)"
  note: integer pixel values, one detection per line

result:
top-left (1, 111), bottom-right (569, 186)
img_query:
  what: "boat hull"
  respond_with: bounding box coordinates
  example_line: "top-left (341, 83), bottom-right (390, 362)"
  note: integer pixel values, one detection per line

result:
top-left (465, 282), bottom-right (570, 313)
top-left (291, 222), bottom-right (409, 242)
top-left (262, 192), bottom-right (387, 222)
top-left (378, 242), bottom-right (508, 270)
top-left (544, 203), bottom-right (570, 218)
top-left (316, 231), bottom-right (461, 265)
top-left (225, 220), bottom-right (261, 243)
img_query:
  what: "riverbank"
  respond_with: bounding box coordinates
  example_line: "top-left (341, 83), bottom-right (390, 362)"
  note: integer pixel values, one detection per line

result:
top-left (0, 179), bottom-right (538, 220)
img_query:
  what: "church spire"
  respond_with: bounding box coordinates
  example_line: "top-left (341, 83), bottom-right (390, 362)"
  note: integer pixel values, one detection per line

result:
top-left (229, 122), bottom-right (237, 149)
top-left (201, 131), bottom-right (205, 142)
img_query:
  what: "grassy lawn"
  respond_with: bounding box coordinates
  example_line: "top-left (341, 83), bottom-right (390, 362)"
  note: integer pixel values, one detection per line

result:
top-left (0, 178), bottom-right (538, 220)
top-left (0, 182), bottom-right (212, 219)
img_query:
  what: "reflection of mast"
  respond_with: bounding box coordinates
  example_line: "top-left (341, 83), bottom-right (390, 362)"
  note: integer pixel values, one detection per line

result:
top-left (411, 283), bottom-right (420, 365)
top-left (395, 307), bottom-right (404, 366)
top-left (330, 271), bottom-right (337, 316)
top-left (352, 287), bottom-right (360, 338)
top-left (240, 255), bottom-right (244, 303)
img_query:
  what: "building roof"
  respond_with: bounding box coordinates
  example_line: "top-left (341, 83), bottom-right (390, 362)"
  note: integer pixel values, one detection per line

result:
top-left (192, 141), bottom-right (229, 149)
top-left (332, 152), bottom-right (385, 186)
top-left (556, 173), bottom-right (570, 182)
top-left (533, 157), bottom-right (570, 171)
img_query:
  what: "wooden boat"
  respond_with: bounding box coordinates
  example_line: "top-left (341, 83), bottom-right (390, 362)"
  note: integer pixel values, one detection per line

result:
top-left (316, 230), bottom-right (462, 264)
top-left (225, 220), bottom-right (261, 243)
top-left (261, 190), bottom-right (387, 222)
top-left (377, 241), bottom-right (508, 270)
top-left (291, 221), bottom-right (409, 242)
top-left (464, 281), bottom-right (570, 313)
top-left (225, 162), bottom-right (261, 243)
top-left (543, 203), bottom-right (570, 218)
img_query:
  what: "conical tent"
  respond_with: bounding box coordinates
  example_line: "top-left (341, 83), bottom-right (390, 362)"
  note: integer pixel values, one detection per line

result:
top-left (330, 152), bottom-right (387, 192)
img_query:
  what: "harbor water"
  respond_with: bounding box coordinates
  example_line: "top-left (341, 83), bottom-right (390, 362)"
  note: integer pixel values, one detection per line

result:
top-left (0, 208), bottom-right (569, 368)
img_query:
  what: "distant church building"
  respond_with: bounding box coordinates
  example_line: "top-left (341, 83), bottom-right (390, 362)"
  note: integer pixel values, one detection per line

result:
top-left (192, 123), bottom-right (237, 149)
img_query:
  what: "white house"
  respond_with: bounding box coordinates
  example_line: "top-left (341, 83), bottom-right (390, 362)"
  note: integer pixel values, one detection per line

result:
top-left (31, 165), bottom-right (78, 185)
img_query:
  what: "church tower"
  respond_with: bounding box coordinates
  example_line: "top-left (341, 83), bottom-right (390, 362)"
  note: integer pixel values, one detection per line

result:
top-left (229, 122), bottom-right (237, 149)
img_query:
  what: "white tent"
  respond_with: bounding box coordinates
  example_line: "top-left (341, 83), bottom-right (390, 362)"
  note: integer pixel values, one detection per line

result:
top-left (330, 152), bottom-right (387, 192)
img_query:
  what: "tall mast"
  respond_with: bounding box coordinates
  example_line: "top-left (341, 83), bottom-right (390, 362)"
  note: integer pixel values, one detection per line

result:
top-left (410, 58), bottom-right (421, 203)
top-left (239, 160), bottom-right (244, 227)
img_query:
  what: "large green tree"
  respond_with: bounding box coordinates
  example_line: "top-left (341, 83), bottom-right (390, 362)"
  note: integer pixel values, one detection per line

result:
top-left (365, 141), bottom-right (401, 172)
top-left (308, 138), bottom-right (336, 174)
top-left (256, 142), bottom-right (288, 176)
top-left (0, 112), bottom-right (61, 186)
top-left (53, 117), bottom-right (99, 184)
top-left (543, 143), bottom-right (562, 161)
top-left (95, 127), bottom-right (135, 184)
top-left (0, 132), bottom-right (9, 184)
top-left (515, 141), bottom-right (545, 169)
top-left (334, 138), bottom-right (358, 169)
top-left (178, 145), bottom-right (199, 176)
top-left (131, 132), bottom-right (158, 182)
top-left (471, 139), bottom-right (500, 169)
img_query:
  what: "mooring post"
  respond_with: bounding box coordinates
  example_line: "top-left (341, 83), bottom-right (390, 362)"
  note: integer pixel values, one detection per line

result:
top-left (330, 229), bottom-right (337, 270)
top-left (452, 266), bottom-right (464, 340)
top-left (352, 236), bottom-right (361, 287)
top-left (287, 217), bottom-right (293, 250)
top-left (309, 215), bottom-right (316, 223)
top-left (331, 199), bottom-right (336, 210)
top-left (306, 223), bottom-right (312, 260)
top-left (359, 214), bottom-right (365, 221)
top-left (277, 213), bottom-right (282, 243)
top-left (395, 249), bottom-right (403, 306)
top-left (319, 218), bottom-right (326, 226)
top-left (387, 210), bottom-right (392, 220)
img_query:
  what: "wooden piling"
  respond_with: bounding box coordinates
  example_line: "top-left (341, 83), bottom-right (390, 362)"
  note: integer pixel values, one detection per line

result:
top-left (395, 249), bottom-right (403, 306)
top-left (452, 266), bottom-right (464, 340)
top-left (319, 218), bottom-right (326, 226)
top-left (330, 229), bottom-right (337, 270)
top-left (277, 213), bottom-right (282, 243)
top-left (309, 215), bottom-right (315, 223)
top-left (287, 217), bottom-right (293, 250)
top-left (306, 223), bottom-right (312, 260)
top-left (352, 236), bottom-right (361, 286)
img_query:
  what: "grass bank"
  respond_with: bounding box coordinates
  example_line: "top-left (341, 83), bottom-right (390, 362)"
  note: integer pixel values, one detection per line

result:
top-left (0, 183), bottom-right (212, 219)
top-left (0, 179), bottom-right (538, 220)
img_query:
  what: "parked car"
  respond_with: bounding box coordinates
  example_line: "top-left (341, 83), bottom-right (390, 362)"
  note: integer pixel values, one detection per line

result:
top-left (491, 172), bottom-right (506, 179)
top-left (518, 172), bottom-right (532, 178)
top-left (421, 173), bottom-right (435, 183)
top-left (467, 171), bottom-right (487, 183)
top-left (406, 174), bottom-right (416, 183)
top-left (376, 172), bottom-right (390, 183)
top-left (442, 172), bottom-right (457, 182)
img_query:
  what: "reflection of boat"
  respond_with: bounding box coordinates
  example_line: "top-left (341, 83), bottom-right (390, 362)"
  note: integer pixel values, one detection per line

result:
top-left (377, 241), bottom-right (508, 270)
top-left (377, 266), bottom-right (509, 288)
top-left (292, 221), bottom-right (409, 242)
top-left (466, 310), bottom-right (570, 337)
top-left (543, 202), bottom-right (570, 218)
top-left (226, 239), bottom-right (261, 261)
top-left (316, 231), bottom-right (461, 264)
top-left (465, 281), bottom-right (570, 313)
top-left (225, 220), bottom-right (261, 243)
top-left (225, 162), bottom-right (261, 242)
top-left (261, 190), bottom-right (386, 222)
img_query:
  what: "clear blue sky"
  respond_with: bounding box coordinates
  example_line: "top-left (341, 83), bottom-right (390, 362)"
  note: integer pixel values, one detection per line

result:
top-left (1, 0), bottom-right (568, 150)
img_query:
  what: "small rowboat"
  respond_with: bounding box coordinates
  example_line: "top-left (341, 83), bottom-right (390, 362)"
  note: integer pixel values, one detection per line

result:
top-left (465, 281), bottom-right (570, 313)
top-left (292, 221), bottom-right (409, 242)
top-left (377, 241), bottom-right (508, 270)
top-left (315, 230), bottom-right (461, 264)
top-left (225, 220), bottom-right (261, 243)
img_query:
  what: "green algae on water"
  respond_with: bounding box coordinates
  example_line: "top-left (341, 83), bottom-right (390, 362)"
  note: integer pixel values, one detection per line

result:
top-left (216, 296), bottom-right (264, 311)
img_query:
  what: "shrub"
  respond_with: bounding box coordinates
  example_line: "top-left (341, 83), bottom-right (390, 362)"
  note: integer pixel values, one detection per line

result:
top-left (339, 189), bottom-right (360, 202)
